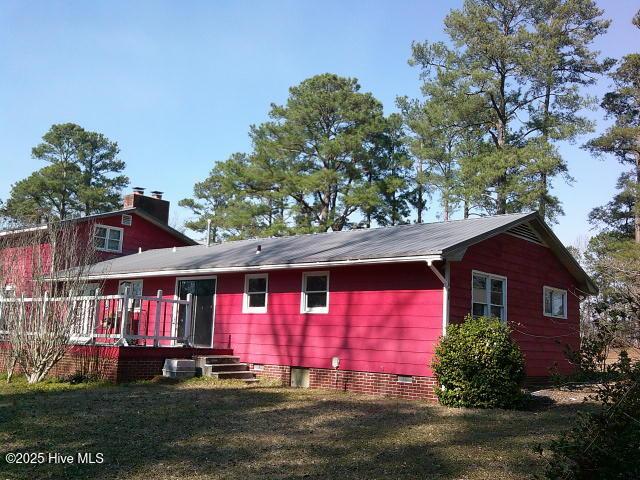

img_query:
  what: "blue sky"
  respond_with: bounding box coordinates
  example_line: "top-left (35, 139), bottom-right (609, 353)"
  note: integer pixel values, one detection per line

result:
top-left (0, 0), bottom-right (638, 244)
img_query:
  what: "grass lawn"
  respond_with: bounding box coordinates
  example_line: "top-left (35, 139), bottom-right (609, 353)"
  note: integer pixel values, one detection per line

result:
top-left (0, 376), bottom-right (593, 480)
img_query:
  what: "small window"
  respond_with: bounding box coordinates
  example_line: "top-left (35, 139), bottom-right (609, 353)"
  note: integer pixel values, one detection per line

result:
top-left (397, 375), bottom-right (413, 384)
top-left (301, 272), bottom-right (329, 314)
top-left (118, 280), bottom-right (143, 310)
top-left (1, 285), bottom-right (15, 298)
top-left (79, 283), bottom-right (100, 296)
top-left (94, 225), bottom-right (123, 253)
top-left (121, 214), bottom-right (133, 226)
top-left (543, 286), bottom-right (567, 319)
top-left (471, 271), bottom-right (507, 321)
top-left (243, 274), bottom-right (268, 313)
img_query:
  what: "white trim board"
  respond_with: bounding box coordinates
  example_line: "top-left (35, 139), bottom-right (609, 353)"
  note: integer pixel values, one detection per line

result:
top-left (78, 254), bottom-right (443, 280)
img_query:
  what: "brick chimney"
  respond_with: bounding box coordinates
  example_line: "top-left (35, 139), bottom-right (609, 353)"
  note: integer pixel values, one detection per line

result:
top-left (123, 187), bottom-right (170, 224)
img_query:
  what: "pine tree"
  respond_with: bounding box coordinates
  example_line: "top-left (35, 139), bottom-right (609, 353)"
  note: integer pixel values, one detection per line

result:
top-left (587, 9), bottom-right (640, 242)
top-left (409, 0), bottom-right (609, 221)
top-left (3, 123), bottom-right (128, 222)
top-left (182, 74), bottom-right (390, 237)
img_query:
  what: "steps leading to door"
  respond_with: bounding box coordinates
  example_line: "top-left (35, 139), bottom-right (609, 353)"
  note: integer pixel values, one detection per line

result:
top-left (193, 355), bottom-right (258, 383)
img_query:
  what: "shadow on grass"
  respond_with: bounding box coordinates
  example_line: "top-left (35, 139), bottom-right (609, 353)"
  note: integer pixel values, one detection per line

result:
top-left (0, 379), bottom-right (590, 480)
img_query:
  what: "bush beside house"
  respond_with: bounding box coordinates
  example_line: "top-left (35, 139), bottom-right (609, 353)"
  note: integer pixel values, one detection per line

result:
top-left (433, 316), bottom-right (525, 409)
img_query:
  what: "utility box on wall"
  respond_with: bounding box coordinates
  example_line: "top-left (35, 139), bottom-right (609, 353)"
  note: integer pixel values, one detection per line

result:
top-left (290, 367), bottom-right (310, 388)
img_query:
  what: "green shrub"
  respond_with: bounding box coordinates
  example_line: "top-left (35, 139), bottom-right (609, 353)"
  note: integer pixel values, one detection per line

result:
top-left (432, 315), bottom-right (525, 409)
top-left (543, 353), bottom-right (640, 479)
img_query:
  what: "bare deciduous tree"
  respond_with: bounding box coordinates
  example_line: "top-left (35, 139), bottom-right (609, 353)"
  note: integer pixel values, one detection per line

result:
top-left (0, 219), bottom-right (98, 383)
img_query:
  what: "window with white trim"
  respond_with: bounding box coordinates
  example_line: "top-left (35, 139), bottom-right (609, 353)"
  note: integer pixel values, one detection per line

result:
top-left (118, 279), bottom-right (143, 310)
top-left (1, 285), bottom-right (15, 298)
top-left (94, 225), bottom-right (123, 253)
top-left (301, 272), bottom-right (329, 314)
top-left (472, 271), bottom-right (507, 321)
top-left (543, 286), bottom-right (567, 319)
top-left (243, 274), bottom-right (268, 313)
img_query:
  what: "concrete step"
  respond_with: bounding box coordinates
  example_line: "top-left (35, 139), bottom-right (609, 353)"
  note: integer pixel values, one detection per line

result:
top-left (193, 355), bottom-right (240, 372)
top-left (209, 371), bottom-right (257, 380)
top-left (208, 363), bottom-right (249, 372)
top-left (194, 355), bottom-right (240, 365)
top-left (201, 363), bottom-right (250, 376)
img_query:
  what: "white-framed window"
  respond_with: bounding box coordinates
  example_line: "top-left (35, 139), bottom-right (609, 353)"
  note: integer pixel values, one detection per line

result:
top-left (301, 271), bottom-right (330, 314)
top-left (543, 286), bottom-right (567, 319)
top-left (79, 283), bottom-right (100, 297)
top-left (243, 273), bottom-right (268, 313)
top-left (118, 279), bottom-right (143, 310)
top-left (94, 224), bottom-right (123, 253)
top-left (1, 285), bottom-right (15, 298)
top-left (472, 271), bottom-right (507, 321)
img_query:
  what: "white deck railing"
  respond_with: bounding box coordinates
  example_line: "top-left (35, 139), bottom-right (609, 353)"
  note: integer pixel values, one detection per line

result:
top-left (0, 289), bottom-right (194, 347)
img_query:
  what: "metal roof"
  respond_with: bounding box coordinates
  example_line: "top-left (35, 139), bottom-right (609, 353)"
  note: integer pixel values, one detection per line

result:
top-left (82, 212), bottom-right (529, 271)
top-left (80, 211), bottom-right (597, 294)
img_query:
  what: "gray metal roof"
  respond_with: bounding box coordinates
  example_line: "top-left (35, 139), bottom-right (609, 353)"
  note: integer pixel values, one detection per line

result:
top-left (81, 211), bottom-right (597, 293)
top-left (85, 213), bottom-right (535, 274)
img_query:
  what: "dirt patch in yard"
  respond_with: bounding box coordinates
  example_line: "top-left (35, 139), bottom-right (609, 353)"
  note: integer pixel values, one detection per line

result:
top-left (530, 385), bottom-right (598, 407)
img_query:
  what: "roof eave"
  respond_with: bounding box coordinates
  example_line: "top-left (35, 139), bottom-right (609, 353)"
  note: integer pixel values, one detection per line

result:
top-left (130, 210), bottom-right (198, 246)
top-left (79, 253), bottom-right (443, 281)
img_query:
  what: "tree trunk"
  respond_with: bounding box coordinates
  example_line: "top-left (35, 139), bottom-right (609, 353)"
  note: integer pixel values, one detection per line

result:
top-left (443, 197), bottom-right (449, 221)
top-left (538, 83), bottom-right (552, 220)
top-left (417, 185), bottom-right (423, 223)
top-left (495, 117), bottom-right (508, 215)
top-left (636, 154), bottom-right (640, 244)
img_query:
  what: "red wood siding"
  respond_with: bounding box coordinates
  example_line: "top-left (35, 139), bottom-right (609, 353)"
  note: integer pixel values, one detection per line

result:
top-left (0, 243), bottom-right (52, 293)
top-left (448, 233), bottom-right (580, 376)
top-left (0, 213), bottom-right (191, 293)
top-left (104, 263), bottom-right (444, 377)
top-left (214, 264), bottom-right (443, 376)
top-left (81, 212), bottom-right (192, 260)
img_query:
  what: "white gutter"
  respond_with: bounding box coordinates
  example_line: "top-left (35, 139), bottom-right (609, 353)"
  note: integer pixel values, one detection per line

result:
top-left (427, 259), bottom-right (450, 337)
top-left (79, 254), bottom-right (443, 281)
top-left (0, 224), bottom-right (48, 237)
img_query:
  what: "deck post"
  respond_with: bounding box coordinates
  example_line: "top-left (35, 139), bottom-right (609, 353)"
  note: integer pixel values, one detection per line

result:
top-left (90, 288), bottom-right (100, 344)
top-left (118, 287), bottom-right (130, 346)
top-left (184, 292), bottom-right (193, 346)
top-left (153, 289), bottom-right (163, 347)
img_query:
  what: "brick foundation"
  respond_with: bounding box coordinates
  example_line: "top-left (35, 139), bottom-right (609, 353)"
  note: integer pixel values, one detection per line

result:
top-left (0, 343), bottom-right (232, 382)
top-left (250, 363), bottom-right (439, 401)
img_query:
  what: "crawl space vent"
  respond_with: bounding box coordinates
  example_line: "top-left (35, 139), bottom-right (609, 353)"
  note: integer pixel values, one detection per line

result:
top-left (506, 223), bottom-right (545, 245)
top-left (290, 368), bottom-right (310, 388)
top-left (397, 375), bottom-right (413, 384)
top-left (121, 214), bottom-right (133, 226)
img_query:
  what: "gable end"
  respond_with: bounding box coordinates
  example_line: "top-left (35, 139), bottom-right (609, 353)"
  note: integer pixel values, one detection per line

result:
top-left (506, 223), bottom-right (547, 246)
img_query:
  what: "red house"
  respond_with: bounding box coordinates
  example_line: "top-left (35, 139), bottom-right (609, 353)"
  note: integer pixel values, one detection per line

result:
top-left (0, 188), bottom-right (197, 294)
top-left (67, 212), bottom-right (595, 400)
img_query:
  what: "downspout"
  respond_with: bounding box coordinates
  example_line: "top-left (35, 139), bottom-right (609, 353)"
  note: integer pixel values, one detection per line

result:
top-left (427, 260), bottom-right (450, 336)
